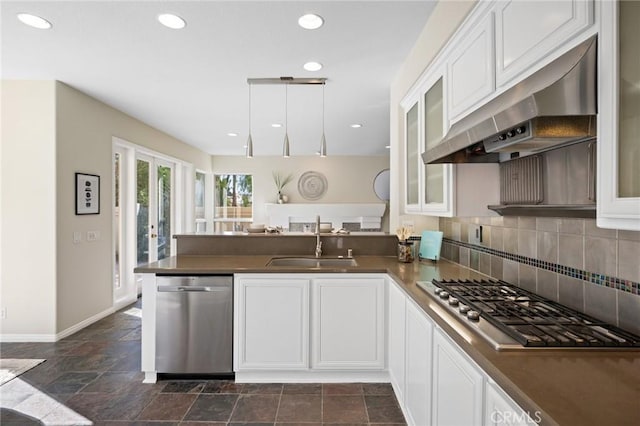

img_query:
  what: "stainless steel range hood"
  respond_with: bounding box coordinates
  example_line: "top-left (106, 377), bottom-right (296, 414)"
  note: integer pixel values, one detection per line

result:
top-left (422, 36), bottom-right (597, 164)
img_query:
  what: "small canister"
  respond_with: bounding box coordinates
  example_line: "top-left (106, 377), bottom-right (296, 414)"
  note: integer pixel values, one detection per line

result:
top-left (397, 241), bottom-right (414, 263)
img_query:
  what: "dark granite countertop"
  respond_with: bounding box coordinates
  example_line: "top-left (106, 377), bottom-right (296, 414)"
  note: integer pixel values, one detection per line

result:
top-left (135, 255), bottom-right (640, 426)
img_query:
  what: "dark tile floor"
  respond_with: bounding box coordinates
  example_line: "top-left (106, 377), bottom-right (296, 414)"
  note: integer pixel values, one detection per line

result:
top-left (1, 299), bottom-right (406, 425)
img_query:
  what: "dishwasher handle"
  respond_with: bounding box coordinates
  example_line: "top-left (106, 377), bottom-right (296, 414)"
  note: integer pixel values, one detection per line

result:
top-left (157, 286), bottom-right (227, 292)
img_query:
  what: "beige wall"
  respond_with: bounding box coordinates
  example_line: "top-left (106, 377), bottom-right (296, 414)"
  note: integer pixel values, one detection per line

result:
top-left (1, 81), bottom-right (58, 336)
top-left (1, 80), bottom-right (212, 338)
top-left (389, 1), bottom-right (477, 233)
top-left (55, 82), bottom-right (211, 333)
top-left (211, 156), bottom-right (390, 230)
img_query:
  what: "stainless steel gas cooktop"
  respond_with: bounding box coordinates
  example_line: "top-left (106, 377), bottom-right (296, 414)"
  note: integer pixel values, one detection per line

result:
top-left (417, 279), bottom-right (640, 351)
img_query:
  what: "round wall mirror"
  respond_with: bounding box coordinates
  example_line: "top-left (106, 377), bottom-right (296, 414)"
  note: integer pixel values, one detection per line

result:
top-left (373, 169), bottom-right (390, 201)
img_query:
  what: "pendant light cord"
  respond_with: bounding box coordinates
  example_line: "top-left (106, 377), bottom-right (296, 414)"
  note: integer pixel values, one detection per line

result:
top-left (322, 83), bottom-right (325, 130)
top-left (285, 84), bottom-right (288, 131)
top-left (248, 83), bottom-right (251, 130)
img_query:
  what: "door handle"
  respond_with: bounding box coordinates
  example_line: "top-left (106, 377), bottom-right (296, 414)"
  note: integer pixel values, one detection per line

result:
top-left (151, 233), bottom-right (158, 238)
top-left (157, 286), bottom-right (228, 292)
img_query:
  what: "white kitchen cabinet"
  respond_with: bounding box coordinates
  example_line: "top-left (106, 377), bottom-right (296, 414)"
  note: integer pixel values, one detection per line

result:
top-left (402, 54), bottom-right (500, 218)
top-left (448, 12), bottom-right (495, 122)
top-left (422, 77), bottom-right (455, 215)
top-left (387, 279), bottom-right (406, 402)
top-left (404, 299), bottom-right (434, 426)
top-left (598, 0), bottom-right (640, 231)
top-left (495, 0), bottom-right (594, 87)
top-left (311, 277), bottom-right (385, 369)
top-left (432, 329), bottom-right (484, 426)
top-left (485, 381), bottom-right (536, 426)
top-left (402, 68), bottom-right (457, 217)
top-left (235, 277), bottom-right (310, 370)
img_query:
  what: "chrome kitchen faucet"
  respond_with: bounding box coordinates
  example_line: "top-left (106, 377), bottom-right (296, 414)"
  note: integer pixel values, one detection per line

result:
top-left (315, 215), bottom-right (322, 258)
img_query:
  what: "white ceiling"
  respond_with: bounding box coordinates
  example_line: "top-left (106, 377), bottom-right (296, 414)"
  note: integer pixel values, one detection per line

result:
top-left (1, 1), bottom-right (436, 156)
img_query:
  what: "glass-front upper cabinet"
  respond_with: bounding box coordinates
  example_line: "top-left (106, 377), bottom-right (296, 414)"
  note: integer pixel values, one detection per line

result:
top-left (402, 69), bottom-right (454, 216)
top-left (618, 0), bottom-right (640, 200)
top-left (405, 102), bottom-right (420, 211)
top-left (424, 78), bottom-right (445, 207)
top-left (598, 0), bottom-right (640, 230)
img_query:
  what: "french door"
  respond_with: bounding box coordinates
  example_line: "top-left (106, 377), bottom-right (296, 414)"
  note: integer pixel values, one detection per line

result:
top-left (136, 153), bottom-right (175, 269)
top-left (113, 140), bottom-right (180, 308)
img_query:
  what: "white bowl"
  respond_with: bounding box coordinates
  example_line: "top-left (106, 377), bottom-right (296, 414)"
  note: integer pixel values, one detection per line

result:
top-left (249, 224), bottom-right (265, 229)
top-left (319, 224), bottom-right (332, 232)
top-left (247, 227), bottom-right (265, 233)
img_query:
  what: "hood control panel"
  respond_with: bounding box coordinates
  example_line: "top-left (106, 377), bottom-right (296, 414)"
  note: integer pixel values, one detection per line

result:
top-left (483, 122), bottom-right (531, 152)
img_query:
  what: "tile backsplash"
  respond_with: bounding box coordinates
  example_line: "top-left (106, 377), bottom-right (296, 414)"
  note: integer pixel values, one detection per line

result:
top-left (439, 216), bottom-right (640, 335)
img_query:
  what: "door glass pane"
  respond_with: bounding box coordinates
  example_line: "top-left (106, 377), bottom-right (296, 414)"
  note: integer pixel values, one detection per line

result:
top-left (195, 171), bottom-right (206, 233)
top-left (406, 103), bottom-right (419, 205)
top-left (618, 0), bottom-right (640, 197)
top-left (114, 152), bottom-right (121, 289)
top-left (425, 77), bottom-right (443, 150)
top-left (136, 159), bottom-right (149, 266)
top-left (425, 164), bottom-right (444, 204)
top-left (157, 165), bottom-right (172, 260)
top-left (424, 78), bottom-right (444, 205)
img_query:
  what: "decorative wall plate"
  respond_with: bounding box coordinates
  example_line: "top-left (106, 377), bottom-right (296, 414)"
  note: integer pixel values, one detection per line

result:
top-left (298, 171), bottom-right (328, 200)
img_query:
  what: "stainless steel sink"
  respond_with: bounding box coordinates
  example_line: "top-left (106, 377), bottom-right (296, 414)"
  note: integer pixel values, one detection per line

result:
top-left (266, 257), bottom-right (358, 267)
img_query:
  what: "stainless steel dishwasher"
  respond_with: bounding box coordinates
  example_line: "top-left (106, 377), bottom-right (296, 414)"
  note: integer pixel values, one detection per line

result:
top-left (156, 275), bottom-right (233, 374)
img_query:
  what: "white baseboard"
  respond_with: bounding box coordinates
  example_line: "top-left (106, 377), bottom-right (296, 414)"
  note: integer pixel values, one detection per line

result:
top-left (0, 333), bottom-right (58, 343)
top-left (0, 306), bottom-right (116, 343)
top-left (235, 370), bottom-right (390, 383)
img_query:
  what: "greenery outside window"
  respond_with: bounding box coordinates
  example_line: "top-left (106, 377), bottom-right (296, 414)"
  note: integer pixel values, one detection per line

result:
top-left (214, 174), bottom-right (253, 232)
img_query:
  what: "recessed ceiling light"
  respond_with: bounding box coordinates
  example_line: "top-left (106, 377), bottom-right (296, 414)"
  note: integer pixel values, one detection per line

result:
top-left (303, 61), bottom-right (323, 72)
top-left (271, 123), bottom-right (283, 128)
top-left (350, 124), bottom-right (363, 128)
top-left (298, 13), bottom-right (324, 30)
top-left (158, 13), bottom-right (186, 29)
top-left (227, 132), bottom-right (238, 137)
top-left (17, 13), bottom-right (52, 29)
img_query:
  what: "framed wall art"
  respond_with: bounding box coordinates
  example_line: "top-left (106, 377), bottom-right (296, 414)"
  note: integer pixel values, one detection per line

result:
top-left (75, 173), bottom-right (100, 215)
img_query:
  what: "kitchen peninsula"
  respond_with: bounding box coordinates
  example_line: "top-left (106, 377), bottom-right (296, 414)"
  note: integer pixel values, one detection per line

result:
top-left (135, 233), bottom-right (640, 426)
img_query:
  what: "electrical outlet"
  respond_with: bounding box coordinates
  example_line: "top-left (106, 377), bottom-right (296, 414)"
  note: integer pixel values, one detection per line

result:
top-left (87, 231), bottom-right (100, 241)
top-left (73, 231), bottom-right (82, 244)
top-left (468, 224), bottom-right (482, 245)
top-left (1, 308), bottom-right (7, 319)
top-left (402, 220), bottom-right (414, 228)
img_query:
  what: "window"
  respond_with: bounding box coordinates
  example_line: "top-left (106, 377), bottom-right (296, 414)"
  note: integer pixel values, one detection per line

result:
top-left (214, 174), bottom-right (253, 232)
top-left (195, 171), bottom-right (206, 232)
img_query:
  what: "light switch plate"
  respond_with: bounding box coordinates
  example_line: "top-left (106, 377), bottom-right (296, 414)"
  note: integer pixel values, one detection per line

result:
top-left (73, 231), bottom-right (82, 244)
top-left (87, 231), bottom-right (100, 241)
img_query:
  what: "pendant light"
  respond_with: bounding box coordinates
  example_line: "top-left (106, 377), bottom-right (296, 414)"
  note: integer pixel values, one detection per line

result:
top-left (246, 83), bottom-right (254, 158)
top-left (283, 84), bottom-right (290, 157)
top-left (319, 83), bottom-right (327, 157)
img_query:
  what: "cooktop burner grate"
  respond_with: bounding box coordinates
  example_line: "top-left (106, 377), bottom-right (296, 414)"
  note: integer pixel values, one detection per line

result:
top-left (432, 279), bottom-right (640, 348)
